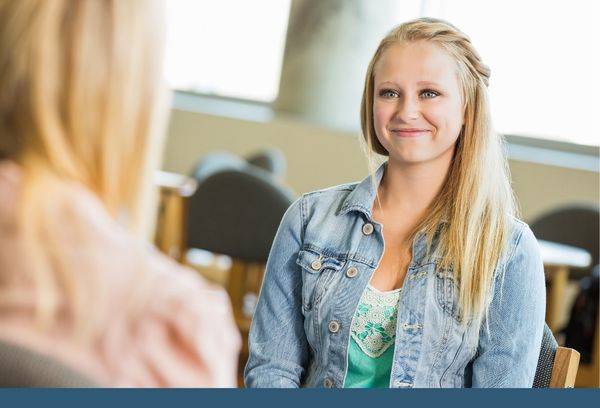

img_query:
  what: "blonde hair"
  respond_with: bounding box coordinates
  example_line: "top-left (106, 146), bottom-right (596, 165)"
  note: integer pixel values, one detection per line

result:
top-left (360, 18), bottom-right (516, 326)
top-left (0, 0), bottom-right (168, 338)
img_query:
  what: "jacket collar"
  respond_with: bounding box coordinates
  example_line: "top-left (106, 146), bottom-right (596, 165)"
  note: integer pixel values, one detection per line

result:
top-left (338, 162), bottom-right (386, 220)
top-left (338, 161), bottom-right (449, 226)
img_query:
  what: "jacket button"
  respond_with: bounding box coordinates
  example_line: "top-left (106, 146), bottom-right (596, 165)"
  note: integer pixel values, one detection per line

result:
top-left (311, 260), bottom-right (322, 270)
top-left (393, 380), bottom-right (413, 388)
top-left (362, 223), bottom-right (374, 235)
top-left (328, 320), bottom-right (340, 333)
top-left (346, 267), bottom-right (358, 278)
top-left (323, 377), bottom-right (334, 388)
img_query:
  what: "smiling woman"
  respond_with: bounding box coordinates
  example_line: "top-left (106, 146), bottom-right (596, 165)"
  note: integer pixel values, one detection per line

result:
top-left (245, 18), bottom-right (546, 388)
top-left (372, 41), bottom-right (465, 167)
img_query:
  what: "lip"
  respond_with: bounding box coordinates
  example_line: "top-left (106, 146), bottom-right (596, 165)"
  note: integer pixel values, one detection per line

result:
top-left (390, 128), bottom-right (431, 137)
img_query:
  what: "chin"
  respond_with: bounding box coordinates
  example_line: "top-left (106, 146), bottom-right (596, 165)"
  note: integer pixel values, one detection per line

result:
top-left (389, 150), bottom-right (428, 164)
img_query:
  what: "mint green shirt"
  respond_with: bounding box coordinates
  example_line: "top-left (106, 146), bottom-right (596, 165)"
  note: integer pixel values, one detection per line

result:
top-left (344, 285), bottom-right (402, 388)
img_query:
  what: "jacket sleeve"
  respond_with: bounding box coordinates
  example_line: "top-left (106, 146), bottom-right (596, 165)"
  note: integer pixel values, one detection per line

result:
top-left (244, 198), bottom-right (308, 387)
top-left (471, 223), bottom-right (546, 387)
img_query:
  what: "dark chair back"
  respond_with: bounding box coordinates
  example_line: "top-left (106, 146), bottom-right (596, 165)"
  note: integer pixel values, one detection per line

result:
top-left (189, 151), bottom-right (247, 182)
top-left (186, 168), bottom-right (295, 262)
top-left (185, 167), bottom-right (295, 386)
top-left (0, 340), bottom-right (97, 387)
top-left (530, 205), bottom-right (599, 279)
top-left (190, 148), bottom-right (287, 183)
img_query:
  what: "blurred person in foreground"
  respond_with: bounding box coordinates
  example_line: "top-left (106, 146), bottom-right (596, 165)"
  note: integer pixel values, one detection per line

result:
top-left (0, 0), bottom-right (239, 386)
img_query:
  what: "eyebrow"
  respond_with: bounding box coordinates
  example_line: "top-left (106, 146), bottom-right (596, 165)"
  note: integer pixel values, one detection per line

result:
top-left (417, 81), bottom-right (443, 87)
top-left (375, 80), bottom-right (444, 88)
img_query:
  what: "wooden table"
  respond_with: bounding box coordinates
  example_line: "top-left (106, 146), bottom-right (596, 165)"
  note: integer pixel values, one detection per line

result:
top-left (154, 171), bottom-right (197, 261)
top-left (538, 239), bottom-right (592, 332)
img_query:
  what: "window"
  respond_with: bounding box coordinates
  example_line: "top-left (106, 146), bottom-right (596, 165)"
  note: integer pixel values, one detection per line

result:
top-left (164, 0), bottom-right (291, 103)
top-left (396, 0), bottom-right (599, 147)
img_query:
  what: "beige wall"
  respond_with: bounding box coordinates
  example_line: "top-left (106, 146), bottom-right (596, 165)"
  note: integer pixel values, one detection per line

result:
top-left (163, 108), bottom-right (599, 223)
top-left (510, 160), bottom-right (599, 222)
top-left (163, 109), bottom-right (368, 195)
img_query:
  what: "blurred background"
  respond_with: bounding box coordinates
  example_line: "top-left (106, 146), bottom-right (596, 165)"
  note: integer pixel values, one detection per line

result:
top-left (154, 0), bottom-right (599, 387)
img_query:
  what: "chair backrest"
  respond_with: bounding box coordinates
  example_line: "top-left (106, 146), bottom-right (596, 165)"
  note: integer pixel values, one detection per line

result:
top-left (190, 148), bottom-right (287, 183)
top-left (530, 205), bottom-right (599, 278)
top-left (186, 168), bottom-right (295, 262)
top-left (189, 151), bottom-right (248, 182)
top-left (185, 167), bottom-right (295, 387)
top-left (533, 323), bottom-right (580, 388)
top-left (0, 340), bottom-right (97, 387)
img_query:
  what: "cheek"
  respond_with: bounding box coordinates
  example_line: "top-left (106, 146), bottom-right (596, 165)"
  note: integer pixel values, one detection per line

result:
top-left (429, 104), bottom-right (463, 139)
top-left (373, 102), bottom-right (391, 131)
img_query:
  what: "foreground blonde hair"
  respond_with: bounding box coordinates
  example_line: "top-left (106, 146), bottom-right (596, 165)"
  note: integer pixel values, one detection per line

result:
top-left (360, 18), bottom-right (516, 327)
top-left (0, 0), bottom-right (168, 338)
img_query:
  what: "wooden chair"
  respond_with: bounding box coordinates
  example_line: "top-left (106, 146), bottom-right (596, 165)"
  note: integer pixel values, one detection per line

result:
top-left (185, 167), bottom-right (295, 386)
top-left (226, 259), bottom-right (267, 385)
top-left (534, 323), bottom-right (580, 388)
top-left (154, 171), bottom-right (197, 261)
top-left (531, 207), bottom-right (598, 333)
top-left (574, 313), bottom-right (599, 387)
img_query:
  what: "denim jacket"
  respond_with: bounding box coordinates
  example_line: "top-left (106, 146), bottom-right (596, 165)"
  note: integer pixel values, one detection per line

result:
top-left (245, 165), bottom-right (545, 388)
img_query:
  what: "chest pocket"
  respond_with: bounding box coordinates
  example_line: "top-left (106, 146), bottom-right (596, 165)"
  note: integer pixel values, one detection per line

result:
top-left (296, 247), bottom-right (345, 314)
top-left (434, 263), bottom-right (462, 322)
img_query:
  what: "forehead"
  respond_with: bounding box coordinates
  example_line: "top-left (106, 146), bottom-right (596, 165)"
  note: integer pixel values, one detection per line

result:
top-left (374, 40), bottom-right (459, 84)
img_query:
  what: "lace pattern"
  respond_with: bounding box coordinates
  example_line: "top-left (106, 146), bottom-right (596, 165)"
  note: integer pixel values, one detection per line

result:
top-left (350, 285), bottom-right (401, 358)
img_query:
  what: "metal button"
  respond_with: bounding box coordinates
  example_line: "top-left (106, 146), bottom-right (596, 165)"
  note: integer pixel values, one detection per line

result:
top-left (310, 260), bottom-right (322, 270)
top-left (345, 267), bottom-right (358, 278)
top-left (394, 380), bottom-right (413, 388)
top-left (323, 377), bottom-right (334, 388)
top-left (328, 320), bottom-right (340, 333)
top-left (362, 223), bottom-right (374, 235)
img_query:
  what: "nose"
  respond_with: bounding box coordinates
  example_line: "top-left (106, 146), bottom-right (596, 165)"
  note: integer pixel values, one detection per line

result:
top-left (395, 96), bottom-right (419, 122)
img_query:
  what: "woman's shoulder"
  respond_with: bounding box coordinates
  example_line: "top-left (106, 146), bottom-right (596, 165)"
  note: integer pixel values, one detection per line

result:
top-left (278, 181), bottom-right (363, 231)
top-left (90, 229), bottom-right (240, 386)
top-left (302, 181), bottom-right (360, 198)
top-left (86, 223), bottom-right (240, 386)
top-left (506, 216), bottom-right (538, 257)
top-left (119, 249), bottom-right (240, 386)
top-left (141, 247), bottom-right (235, 317)
top-left (295, 181), bottom-right (360, 213)
top-left (499, 216), bottom-right (543, 280)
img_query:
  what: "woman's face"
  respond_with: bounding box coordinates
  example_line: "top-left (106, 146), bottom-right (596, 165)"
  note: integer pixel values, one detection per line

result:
top-left (373, 40), bottom-right (465, 168)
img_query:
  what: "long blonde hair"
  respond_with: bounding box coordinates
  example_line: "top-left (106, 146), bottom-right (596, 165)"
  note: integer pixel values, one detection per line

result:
top-left (0, 0), bottom-right (168, 338)
top-left (360, 18), bottom-right (516, 327)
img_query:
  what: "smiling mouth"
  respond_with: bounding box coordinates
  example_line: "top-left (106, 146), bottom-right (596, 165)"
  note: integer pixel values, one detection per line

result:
top-left (390, 128), bottom-right (431, 137)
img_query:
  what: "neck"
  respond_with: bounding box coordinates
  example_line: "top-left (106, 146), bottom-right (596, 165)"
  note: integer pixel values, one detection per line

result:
top-left (376, 156), bottom-right (451, 220)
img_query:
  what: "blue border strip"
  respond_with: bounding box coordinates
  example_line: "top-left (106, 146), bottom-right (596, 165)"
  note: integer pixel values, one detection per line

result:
top-left (1, 389), bottom-right (598, 408)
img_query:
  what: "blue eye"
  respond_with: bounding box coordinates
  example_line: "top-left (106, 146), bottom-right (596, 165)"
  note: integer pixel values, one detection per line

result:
top-left (421, 90), bottom-right (439, 99)
top-left (379, 89), bottom-right (398, 98)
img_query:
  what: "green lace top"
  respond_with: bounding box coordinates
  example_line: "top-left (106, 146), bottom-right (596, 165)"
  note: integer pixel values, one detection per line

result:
top-left (344, 284), bottom-right (401, 388)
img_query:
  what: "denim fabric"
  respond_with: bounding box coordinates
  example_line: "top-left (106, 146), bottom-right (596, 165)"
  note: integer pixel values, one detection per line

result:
top-left (245, 164), bottom-right (545, 388)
